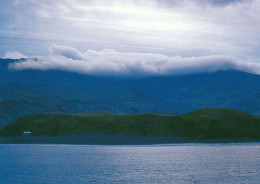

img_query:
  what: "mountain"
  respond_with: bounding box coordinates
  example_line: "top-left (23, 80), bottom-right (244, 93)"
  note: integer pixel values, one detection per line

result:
top-left (1, 58), bottom-right (260, 127)
top-left (1, 108), bottom-right (260, 140)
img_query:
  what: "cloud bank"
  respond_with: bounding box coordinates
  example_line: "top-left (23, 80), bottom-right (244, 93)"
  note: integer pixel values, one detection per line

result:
top-left (3, 52), bottom-right (28, 59)
top-left (8, 45), bottom-right (260, 76)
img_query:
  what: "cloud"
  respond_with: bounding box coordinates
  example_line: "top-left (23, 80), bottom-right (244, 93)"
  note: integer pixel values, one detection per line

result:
top-left (8, 45), bottom-right (260, 77)
top-left (1, 0), bottom-right (260, 61)
top-left (51, 45), bottom-right (85, 60)
top-left (3, 51), bottom-right (28, 59)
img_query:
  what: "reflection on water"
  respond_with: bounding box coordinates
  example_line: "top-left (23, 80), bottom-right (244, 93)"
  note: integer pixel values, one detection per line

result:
top-left (0, 143), bottom-right (259, 184)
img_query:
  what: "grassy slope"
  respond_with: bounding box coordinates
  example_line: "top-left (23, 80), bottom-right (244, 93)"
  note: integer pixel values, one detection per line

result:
top-left (0, 108), bottom-right (260, 139)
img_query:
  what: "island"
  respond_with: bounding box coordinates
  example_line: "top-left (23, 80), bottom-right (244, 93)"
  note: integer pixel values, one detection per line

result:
top-left (0, 108), bottom-right (260, 144)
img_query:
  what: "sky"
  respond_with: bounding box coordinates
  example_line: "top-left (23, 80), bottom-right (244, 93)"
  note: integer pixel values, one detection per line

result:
top-left (1, 0), bottom-right (260, 76)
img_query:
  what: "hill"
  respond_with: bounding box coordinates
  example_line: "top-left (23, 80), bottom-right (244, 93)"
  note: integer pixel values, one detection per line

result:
top-left (1, 108), bottom-right (260, 140)
top-left (1, 58), bottom-right (260, 127)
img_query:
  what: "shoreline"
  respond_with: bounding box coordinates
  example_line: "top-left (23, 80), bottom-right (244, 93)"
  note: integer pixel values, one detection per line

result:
top-left (1, 135), bottom-right (259, 145)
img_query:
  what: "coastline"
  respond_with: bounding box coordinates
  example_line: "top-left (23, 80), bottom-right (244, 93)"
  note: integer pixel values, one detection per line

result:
top-left (1, 135), bottom-right (259, 145)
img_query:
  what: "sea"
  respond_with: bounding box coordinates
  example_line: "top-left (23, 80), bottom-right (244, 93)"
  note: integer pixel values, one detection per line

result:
top-left (0, 143), bottom-right (259, 184)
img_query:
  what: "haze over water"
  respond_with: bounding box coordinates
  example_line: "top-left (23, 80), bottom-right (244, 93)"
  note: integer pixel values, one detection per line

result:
top-left (0, 143), bottom-right (259, 184)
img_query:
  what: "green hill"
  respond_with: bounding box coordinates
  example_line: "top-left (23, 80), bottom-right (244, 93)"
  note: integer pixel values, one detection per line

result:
top-left (0, 108), bottom-right (260, 140)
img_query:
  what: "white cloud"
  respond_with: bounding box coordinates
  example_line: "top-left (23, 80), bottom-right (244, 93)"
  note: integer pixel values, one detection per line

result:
top-left (1, 0), bottom-right (260, 61)
top-left (3, 51), bottom-right (28, 59)
top-left (8, 45), bottom-right (260, 76)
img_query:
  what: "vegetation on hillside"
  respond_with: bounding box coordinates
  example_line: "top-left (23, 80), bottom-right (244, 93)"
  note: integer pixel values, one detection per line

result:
top-left (0, 108), bottom-right (260, 140)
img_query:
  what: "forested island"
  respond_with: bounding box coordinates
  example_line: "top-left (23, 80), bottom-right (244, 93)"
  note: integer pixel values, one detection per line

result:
top-left (0, 108), bottom-right (259, 144)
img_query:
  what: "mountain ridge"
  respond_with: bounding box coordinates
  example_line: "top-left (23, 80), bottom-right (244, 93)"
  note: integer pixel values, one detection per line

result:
top-left (1, 58), bottom-right (260, 127)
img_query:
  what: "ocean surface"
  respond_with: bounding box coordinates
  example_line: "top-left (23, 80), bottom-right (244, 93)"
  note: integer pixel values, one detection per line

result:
top-left (0, 143), bottom-right (259, 184)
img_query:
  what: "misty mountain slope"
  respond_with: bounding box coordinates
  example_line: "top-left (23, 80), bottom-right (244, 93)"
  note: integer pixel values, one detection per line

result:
top-left (132, 71), bottom-right (260, 113)
top-left (0, 58), bottom-right (260, 127)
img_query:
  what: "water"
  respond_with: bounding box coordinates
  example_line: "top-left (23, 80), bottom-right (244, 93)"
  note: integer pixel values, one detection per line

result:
top-left (0, 143), bottom-right (259, 184)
